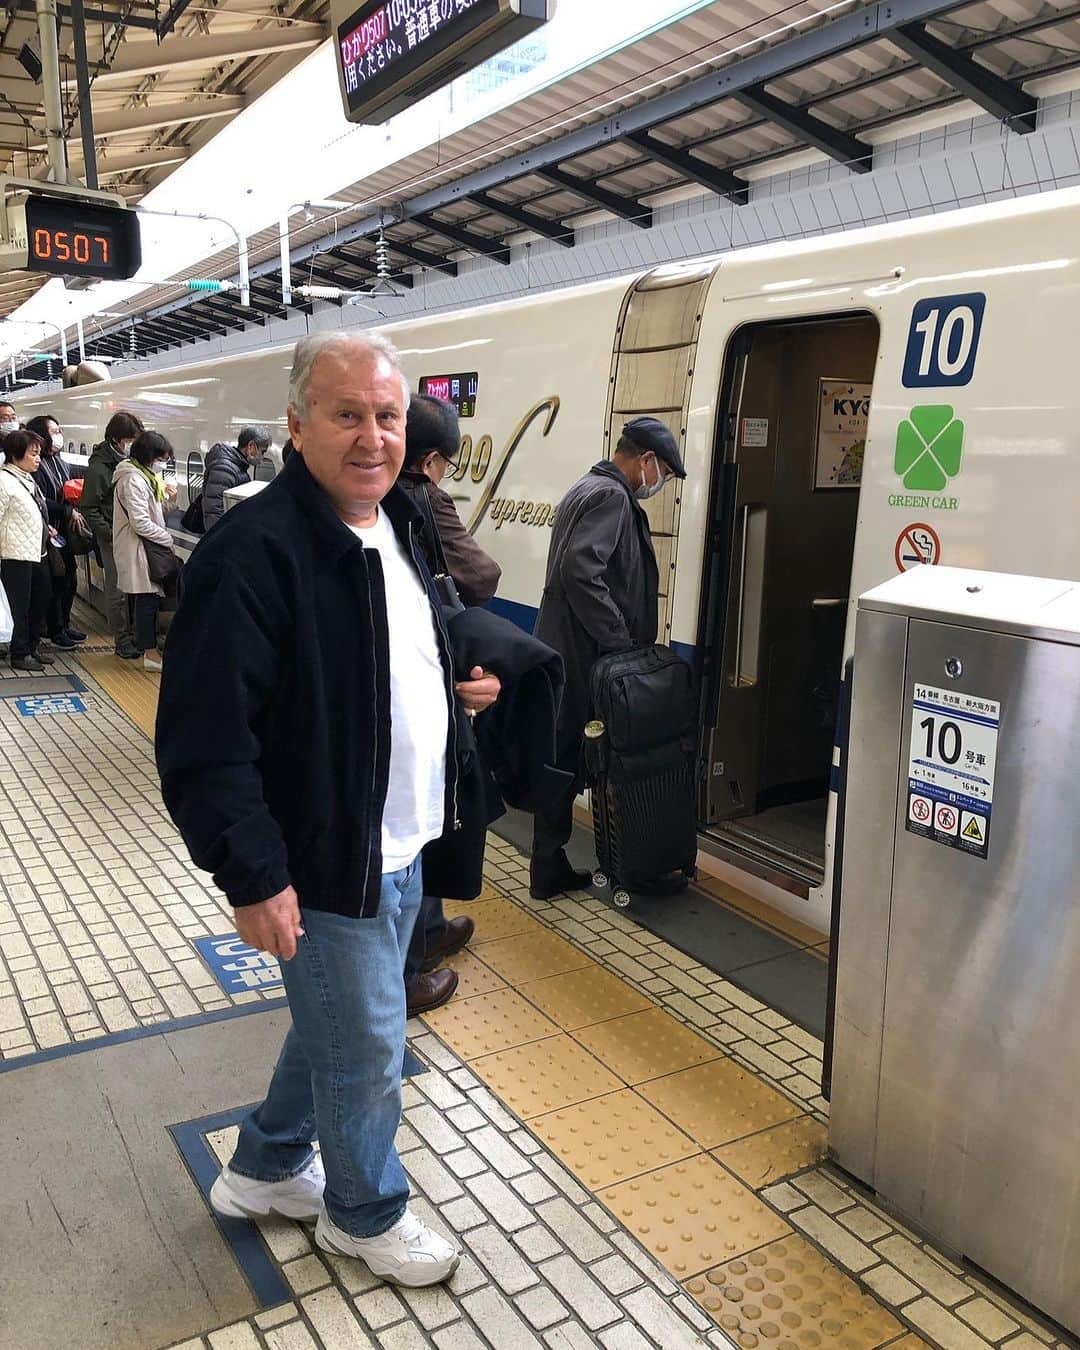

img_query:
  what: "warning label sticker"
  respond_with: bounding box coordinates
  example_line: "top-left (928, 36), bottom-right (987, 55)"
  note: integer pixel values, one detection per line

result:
top-left (906, 683), bottom-right (999, 859)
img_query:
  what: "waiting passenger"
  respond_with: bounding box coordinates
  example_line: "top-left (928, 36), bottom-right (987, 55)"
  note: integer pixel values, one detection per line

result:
top-left (112, 431), bottom-right (180, 673)
top-left (82, 411), bottom-right (143, 659)
top-left (156, 331), bottom-right (499, 1288)
top-left (530, 417), bottom-right (686, 899)
top-left (398, 394), bottom-right (502, 1015)
top-left (201, 426), bottom-right (271, 530)
top-left (0, 430), bottom-right (56, 672)
top-left (26, 415), bottom-right (87, 651)
top-left (0, 400), bottom-right (16, 467)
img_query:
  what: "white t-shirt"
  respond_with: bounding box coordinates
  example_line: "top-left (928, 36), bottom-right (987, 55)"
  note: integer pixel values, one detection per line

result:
top-left (350, 507), bottom-right (448, 872)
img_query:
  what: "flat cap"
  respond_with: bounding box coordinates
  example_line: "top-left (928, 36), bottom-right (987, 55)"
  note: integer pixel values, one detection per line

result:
top-left (623, 416), bottom-right (686, 478)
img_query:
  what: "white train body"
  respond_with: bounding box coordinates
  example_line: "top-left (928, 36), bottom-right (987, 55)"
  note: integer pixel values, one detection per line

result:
top-left (23, 185), bottom-right (1080, 932)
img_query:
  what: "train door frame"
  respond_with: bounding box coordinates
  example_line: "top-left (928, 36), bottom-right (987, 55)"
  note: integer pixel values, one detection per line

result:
top-left (694, 309), bottom-right (880, 889)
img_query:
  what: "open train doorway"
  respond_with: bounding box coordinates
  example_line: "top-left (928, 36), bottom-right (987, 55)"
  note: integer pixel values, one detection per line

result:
top-left (697, 312), bottom-right (880, 887)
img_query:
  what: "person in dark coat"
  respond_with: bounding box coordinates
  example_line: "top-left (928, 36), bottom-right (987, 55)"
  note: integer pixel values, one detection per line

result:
top-left (398, 395), bottom-right (503, 1015)
top-left (82, 410), bottom-right (143, 658)
top-left (201, 426), bottom-right (271, 530)
top-left (530, 417), bottom-right (686, 899)
top-left (156, 331), bottom-right (499, 1288)
top-left (26, 414), bottom-right (87, 650)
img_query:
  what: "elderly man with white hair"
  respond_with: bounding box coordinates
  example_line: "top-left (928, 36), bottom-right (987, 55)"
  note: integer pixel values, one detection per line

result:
top-left (156, 331), bottom-right (499, 1287)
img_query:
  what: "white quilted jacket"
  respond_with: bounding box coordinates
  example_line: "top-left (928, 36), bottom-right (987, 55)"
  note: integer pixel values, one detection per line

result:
top-left (0, 466), bottom-right (47, 563)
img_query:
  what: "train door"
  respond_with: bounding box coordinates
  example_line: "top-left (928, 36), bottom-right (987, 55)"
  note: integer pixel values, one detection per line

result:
top-left (699, 313), bottom-right (879, 885)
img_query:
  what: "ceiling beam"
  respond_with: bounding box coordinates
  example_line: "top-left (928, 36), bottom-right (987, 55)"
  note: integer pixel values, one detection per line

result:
top-left (88, 97), bottom-right (245, 143)
top-left (61, 23), bottom-right (326, 86)
top-left (323, 247), bottom-right (375, 274)
top-left (538, 166), bottom-right (652, 227)
top-left (890, 22), bottom-right (1038, 131)
top-left (623, 129), bottom-right (749, 204)
top-left (469, 191), bottom-right (575, 247)
top-left (194, 299), bottom-right (252, 330)
top-left (69, 146), bottom-right (191, 177)
top-left (735, 85), bottom-right (872, 171)
top-left (385, 238), bottom-right (458, 278)
top-left (412, 213), bottom-right (511, 264)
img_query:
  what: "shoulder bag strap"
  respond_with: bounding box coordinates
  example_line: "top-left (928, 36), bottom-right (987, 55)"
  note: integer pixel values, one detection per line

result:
top-left (415, 482), bottom-right (451, 578)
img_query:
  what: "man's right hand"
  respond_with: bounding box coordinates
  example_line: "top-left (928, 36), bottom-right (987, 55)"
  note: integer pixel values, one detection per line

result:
top-left (235, 885), bottom-right (304, 960)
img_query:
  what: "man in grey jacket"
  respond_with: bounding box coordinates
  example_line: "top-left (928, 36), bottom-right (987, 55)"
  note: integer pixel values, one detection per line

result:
top-left (530, 418), bottom-right (686, 899)
top-left (202, 426), bottom-right (271, 530)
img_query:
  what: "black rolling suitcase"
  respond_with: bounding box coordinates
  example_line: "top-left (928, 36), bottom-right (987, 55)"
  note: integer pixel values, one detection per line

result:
top-left (583, 644), bottom-right (698, 908)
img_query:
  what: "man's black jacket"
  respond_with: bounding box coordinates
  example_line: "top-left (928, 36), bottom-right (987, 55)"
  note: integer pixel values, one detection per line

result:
top-left (155, 452), bottom-right (458, 919)
top-left (423, 607), bottom-right (571, 901)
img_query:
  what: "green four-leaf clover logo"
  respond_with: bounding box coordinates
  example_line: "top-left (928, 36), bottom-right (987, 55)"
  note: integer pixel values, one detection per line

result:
top-left (895, 405), bottom-right (964, 491)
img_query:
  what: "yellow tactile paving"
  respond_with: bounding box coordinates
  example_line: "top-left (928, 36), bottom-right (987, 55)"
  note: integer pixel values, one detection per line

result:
top-left (573, 1006), bottom-right (723, 1085)
top-left (472, 1033), bottom-right (622, 1119)
top-left (639, 1058), bottom-right (804, 1148)
top-left (519, 964), bottom-right (653, 1030)
top-left (475, 927), bottom-right (593, 984)
top-left (530, 1089), bottom-right (698, 1189)
top-left (713, 1117), bottom-right (829, 1189)
top-left (683, 1236), bottom-right (903, 1350)
top-left (75, 650), bottom-right (160, 739)
top-left (421, 986), bottom-right (560, 1059)
top-left (600, 1154), bottom-right (792, 1279)
top-left (443, 896), bottom-right (545, 943)
top-left (443, 949), bottom-right (507, 999)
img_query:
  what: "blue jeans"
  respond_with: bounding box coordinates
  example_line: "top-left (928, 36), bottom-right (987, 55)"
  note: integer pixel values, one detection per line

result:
top-left (229, 861), bottom-right (423, 1238)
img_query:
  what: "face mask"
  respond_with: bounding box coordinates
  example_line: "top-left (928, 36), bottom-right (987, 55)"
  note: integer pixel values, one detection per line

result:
top-left (634, 454), bottom-right (667, 501)
top-left (0, 419), bottom-right (17, 436)
top-left (152, 459), bottom-right (169, 474)
top-left (118, 440), bottom-right (132, 457)
top-left (51, 433), bottom-right (64, 451)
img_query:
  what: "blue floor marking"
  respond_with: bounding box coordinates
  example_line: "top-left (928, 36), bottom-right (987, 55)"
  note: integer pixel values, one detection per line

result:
top-left (170, 1105), bottom-right (291, 1309)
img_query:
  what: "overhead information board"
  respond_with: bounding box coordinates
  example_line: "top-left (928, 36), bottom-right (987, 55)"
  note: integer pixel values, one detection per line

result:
top-left (0, 183), bottom-right (142, 283)
top-left (332, 0), bottom-right (555, 125)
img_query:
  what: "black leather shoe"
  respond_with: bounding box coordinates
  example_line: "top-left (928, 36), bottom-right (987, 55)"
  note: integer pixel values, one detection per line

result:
top-left (47, 632), bottom-right (78, 650)
top-left (11, 656), bottom-right (45, 672)
top-left (115, 640), bottom-right (141, 660)
top-left (420, 916), bottom-right (475, 973)
top-left (32, 649), bottom-right (56, 665)
top-left (530, 862), bottom-right (593, 901)
top-left (64, 627), bottom-right (87, 643)
top-left (407, 968), bottom-right (459, 1017)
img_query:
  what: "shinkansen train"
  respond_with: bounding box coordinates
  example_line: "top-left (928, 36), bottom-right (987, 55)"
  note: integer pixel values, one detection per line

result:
top-left (20, 184), bottom-right (1080, 933)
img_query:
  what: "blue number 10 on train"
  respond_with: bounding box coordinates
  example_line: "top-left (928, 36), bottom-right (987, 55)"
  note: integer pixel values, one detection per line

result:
top-left (902, 292), bottom-right (986, 388)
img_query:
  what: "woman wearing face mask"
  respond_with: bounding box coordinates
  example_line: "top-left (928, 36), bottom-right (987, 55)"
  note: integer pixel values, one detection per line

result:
top-left (82, 411), bottom-right (143, 659)
top-left (111, 430), bottom-right (179, 672)
top-left (25, 415), bottom-right (88, 651)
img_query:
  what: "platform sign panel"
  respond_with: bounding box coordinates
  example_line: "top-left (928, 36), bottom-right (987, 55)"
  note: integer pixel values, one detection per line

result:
top-left (15, 693), bottom-right (87, 717)
top-left (906, 684), bottom-right (999, 859)
top-left (334, 0), bottom-right (554, 125)
top-left (193, 935), bottom-right (282, 994)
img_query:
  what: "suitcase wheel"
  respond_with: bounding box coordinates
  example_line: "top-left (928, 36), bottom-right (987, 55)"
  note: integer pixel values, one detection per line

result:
top-left (612, 888), bottom-right (632, 910)
top-left (592, 870), bottom-right (609, 890)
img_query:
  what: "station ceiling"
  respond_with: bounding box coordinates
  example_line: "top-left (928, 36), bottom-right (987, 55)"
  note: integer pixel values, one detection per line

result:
top-left (3, 0), bottom-right (1080, 381)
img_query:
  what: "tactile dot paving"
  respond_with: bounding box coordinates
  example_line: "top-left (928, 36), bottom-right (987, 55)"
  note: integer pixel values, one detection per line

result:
top-left (600, 1154), bottom-right (791, 1278)
top-left (519, 965), bottom-right (653, 1030)
top-left (573, 1007), bottom-right (723, 1085)
top-left (472, 1034), bottom-right (622, 1118)
top-left (442, 896), bottom-right (545, 943)
top-left (476, 928), bottom-right (593, 984)
top-left (422, 986), bottom-right (560, 1058)
top-left (683, 1234), bottom-right (903, 1349)
top-left (444, 949), bottom-right (507, 999)
top-left (530, 1089), bottom-right (698, 1188)
top-left (713, 1117), bottom-right (828, 1188)
top-left (639, 1058), bottom-right (804, 1147)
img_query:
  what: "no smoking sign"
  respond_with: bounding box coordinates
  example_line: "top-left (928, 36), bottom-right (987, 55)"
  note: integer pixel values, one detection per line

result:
top-left (895, 521), bottom-right (941, 572)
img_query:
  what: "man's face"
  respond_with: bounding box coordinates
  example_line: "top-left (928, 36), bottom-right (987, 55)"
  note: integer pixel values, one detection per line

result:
top-left (242, 440), bottom-right (265, 464)
top-left (288, 351), bottom-right (406, 524)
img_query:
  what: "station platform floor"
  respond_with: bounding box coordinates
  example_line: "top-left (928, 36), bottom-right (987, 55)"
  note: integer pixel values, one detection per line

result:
top-left (0, 602), bottom-right (1069, 1350)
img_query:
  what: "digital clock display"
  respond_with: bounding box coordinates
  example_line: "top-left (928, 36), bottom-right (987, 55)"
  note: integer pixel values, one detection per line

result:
top-left (24, 194), bottom-right (142, 281)
top-left (419, 371), bottom-right (478, 418)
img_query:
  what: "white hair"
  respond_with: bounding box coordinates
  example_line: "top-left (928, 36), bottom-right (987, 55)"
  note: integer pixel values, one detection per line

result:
top-left (288, 330), bottom-right (410, 420)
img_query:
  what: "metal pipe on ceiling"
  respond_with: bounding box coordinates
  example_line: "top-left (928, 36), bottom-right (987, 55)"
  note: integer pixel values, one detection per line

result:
top-left (68, 0), bottom-right (97, 190)
top-left (35, 0), bottom-right (69, 184)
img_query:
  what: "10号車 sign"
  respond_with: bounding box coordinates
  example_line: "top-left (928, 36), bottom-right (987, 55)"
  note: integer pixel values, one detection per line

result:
top-left (906, 684), bottom-right (999, 859)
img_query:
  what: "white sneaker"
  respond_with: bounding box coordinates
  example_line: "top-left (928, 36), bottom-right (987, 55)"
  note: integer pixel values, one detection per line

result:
top-left (143, 652), bottom-right (163, 671)
top-left (315, 1206), bottom-right (461, 1287)
top-left (210, 1156), bottom-right (325, 1221)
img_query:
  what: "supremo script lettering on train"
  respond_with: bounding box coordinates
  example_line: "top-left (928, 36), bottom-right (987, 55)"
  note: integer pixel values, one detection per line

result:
top-left (463, 396), bottom-right (562, 534)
